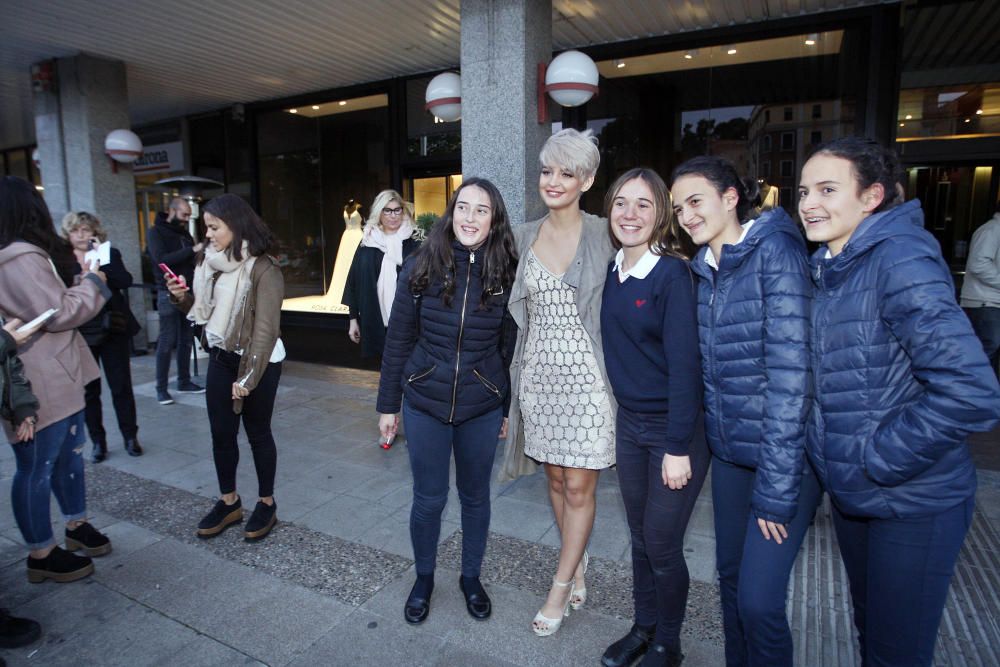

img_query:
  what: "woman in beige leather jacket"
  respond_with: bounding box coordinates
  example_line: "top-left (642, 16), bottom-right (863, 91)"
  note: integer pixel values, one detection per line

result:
top-left (166, 194), bottom-right (285, 542)
top-left (500, 129), bottom-right (617, 636)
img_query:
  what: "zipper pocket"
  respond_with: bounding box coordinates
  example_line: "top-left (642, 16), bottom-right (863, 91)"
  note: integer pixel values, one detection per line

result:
top-left (473, 369), bottom-right (501, 397)
top-left (407, 365), bottom-right (435, 384)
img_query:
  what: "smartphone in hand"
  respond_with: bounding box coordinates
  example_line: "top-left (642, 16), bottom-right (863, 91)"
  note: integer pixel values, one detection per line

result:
top-left (158, 263), bottom-right (178, 281)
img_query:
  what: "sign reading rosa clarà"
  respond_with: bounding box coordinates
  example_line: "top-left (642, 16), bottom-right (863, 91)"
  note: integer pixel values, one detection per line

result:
top-left (133, 141), bottom-right (185, 173)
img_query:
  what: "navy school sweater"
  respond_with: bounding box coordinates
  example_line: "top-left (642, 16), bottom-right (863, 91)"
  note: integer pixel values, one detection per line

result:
top-left (600, 253), bottom-right (702, 454)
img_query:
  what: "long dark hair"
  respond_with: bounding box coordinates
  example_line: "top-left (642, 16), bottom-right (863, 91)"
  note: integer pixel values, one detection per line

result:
top-left (203, 194), bottom-right (274, 260)
top-left (808, 136), bottom-right (904, 214)
top-left (0, 176), bottom-right (77, 286)
top-left (605, 167), bottom-right (689, 260)
top-left (670, 155), bottom-right (762, 224)
top-left (409, 177), bottom-right (518, 307)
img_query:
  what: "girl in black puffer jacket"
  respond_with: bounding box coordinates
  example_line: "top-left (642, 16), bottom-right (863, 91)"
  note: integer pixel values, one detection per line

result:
top-left (376, 177), bottom-right (517, 626)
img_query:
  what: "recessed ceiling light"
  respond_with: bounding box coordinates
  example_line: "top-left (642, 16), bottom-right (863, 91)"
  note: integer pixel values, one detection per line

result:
top-left (289, 108), bottom-right (298, 113)
top-left (805, 33), bottom-right (818, 46)
top-left (311, 105), bottom-right (320, 110)
top-left (899, 122), bottom-right (905, 127)
top-left (614, 59), bottom-right (625, 69)
top-left (905, 114), bottom-right (912, 120)
top-left (684, 49), bottom-right (698, 60)
top-left (977, 109), bottom-right (983, 115)
top-left (965, 118), bottom-right (971, 123)
top-left (338, 101), bottom-right (347, 106)
top-left (726, 46), bottom-right (737, 55)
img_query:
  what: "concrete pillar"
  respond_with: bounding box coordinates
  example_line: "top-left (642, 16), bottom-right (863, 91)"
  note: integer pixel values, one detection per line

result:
top-left (460, 0), bottom-right (551, 224)
top-left (32, 54), bottom-right (147, 347)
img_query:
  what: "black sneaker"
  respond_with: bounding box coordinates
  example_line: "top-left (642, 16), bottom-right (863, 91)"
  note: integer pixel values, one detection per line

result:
top-left (197, 497), bottom-right (242, 538)
top-left (0, 609), bottom-right (41, 648)
top-left (26, 546), bottom-right (94, 583)
top-left (157, 389), bottom-right (174, 405)
top-left (244, 501), bottom-right (277, 541)
top-left (65, 522), bottom-right (112, 557)
top-left (176, 381), bottom-right (205, 394)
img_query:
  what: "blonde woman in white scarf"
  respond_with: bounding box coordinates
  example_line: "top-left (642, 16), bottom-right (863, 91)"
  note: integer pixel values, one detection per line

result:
top-left (343, 189), bottom-right (421, 448)
top-left (165, 194), bottom-right (285, 542)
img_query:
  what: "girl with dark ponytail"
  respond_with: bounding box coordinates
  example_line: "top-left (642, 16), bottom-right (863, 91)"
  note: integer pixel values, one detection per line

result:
top-left (670, 156), bottom-right (820, 667)
top-left (800, 137), bottom-right (1000, 666)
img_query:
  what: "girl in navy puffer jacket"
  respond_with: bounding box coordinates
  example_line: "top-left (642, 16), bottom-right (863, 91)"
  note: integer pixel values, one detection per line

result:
top-left (672, 156), bottom-right (821, 667)
top-left (376, 178), bottom-right (518, 626)
top-left (800, 137), bottom-right (1000, 666)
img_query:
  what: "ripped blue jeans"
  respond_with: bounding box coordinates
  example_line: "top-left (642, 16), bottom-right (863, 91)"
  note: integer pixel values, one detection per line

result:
top-left (9, 411), bottom-right (88, 550)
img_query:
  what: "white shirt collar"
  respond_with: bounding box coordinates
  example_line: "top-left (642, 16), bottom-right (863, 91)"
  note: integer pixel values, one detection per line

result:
top-left (704, 219), bottom-right (757, 270)
top-left (614, 248), bottom-right (661, 283)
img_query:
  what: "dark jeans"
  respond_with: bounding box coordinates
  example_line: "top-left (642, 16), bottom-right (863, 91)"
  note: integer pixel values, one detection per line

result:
top-left (615, 406), bottom-right (711, 649)
top-left (9, 411), bottom-right (87, 549)
top-left (84, 335), bottom-right (138, 443)
top-left (402, 399), bottom-right (503, 578)
top-left (206, 348), bottom-right (281, 498)
top-left (156, 291), bottom-right (193, 391)
top-left (964, 306), bottom-right (1000, 373)
top-left (712, 457), bottom-right (822, 667)
top-left (832, 496), bottom-right (974, 667)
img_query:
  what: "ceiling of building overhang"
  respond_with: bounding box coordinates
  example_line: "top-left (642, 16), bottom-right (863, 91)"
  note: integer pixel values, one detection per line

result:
top-left (0, 0), bottom-right (893, 149)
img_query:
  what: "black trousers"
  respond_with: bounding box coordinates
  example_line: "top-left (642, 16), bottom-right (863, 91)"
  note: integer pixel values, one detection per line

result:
top-left (206, 348), bottom-right (281, 498)
top-left (84, 335), bottom-right (139, 443)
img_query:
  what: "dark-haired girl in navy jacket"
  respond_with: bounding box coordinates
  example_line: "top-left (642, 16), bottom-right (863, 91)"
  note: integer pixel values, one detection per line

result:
top-left (800, 137), bottom-right (1000, 666)
top-left (671, 155), bottom-right (821, 667)
top-left (599, 168), bottom-right (705, 667)
top-left (376, 178), bottom-right (518, 626)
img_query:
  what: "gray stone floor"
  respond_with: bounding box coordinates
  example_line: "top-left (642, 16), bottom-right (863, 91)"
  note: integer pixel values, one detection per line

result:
top-left (0, 355), bottom-right (997, 666)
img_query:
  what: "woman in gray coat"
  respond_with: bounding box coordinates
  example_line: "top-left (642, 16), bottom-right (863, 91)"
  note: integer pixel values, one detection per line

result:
top-left (500, 129), bottom-right (616, 636)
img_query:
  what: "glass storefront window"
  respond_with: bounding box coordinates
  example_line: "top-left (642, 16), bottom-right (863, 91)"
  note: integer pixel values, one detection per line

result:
top-left (588, 29), bottom-right (859, 219)
top-left (897, 84), bottom-right (1000, 141)
top-left (406, 76), bottom-right (460, 158)
top-left (258, 94), bottom-right (390, 314)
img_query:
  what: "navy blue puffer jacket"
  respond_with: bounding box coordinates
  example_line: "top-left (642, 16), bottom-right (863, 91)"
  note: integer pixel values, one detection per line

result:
top-left (809, 199), bottom-right (1000, 518)
top-left (376, 241), bottom-right (515, 425)
top-left (690, 208), bottom-right (812, 524)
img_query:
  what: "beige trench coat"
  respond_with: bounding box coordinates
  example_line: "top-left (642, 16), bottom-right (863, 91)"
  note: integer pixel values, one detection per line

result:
top-left (498, 211), bottom-right (617, 482)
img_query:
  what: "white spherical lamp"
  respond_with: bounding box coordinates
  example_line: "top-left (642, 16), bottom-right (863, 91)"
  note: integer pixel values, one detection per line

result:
top-left (544, 50), bottom-right (599, 107)
top-left (424, 72), bottom-right (462, 122)
top-left (104, 129), bottom-right (143, 164)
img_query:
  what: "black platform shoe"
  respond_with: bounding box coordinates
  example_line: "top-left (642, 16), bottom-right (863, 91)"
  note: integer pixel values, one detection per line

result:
top-left (459, 575), bottom-right (491, 620)
top-left (91, 440), bottom-right (108, 463)
top-left (602, 623), bottom-right (655, 667)
top-left (404, 574), bottom-right (434, 625)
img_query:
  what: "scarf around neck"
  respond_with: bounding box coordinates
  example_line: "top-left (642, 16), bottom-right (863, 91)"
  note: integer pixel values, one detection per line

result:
top-left (361, 220), bottom-right (412, 326)
top-left (188, 243), bottom-right (256, 349)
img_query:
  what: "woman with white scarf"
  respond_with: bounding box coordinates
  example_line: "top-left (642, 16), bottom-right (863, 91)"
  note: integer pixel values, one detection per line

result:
top-left (165, 194), bottom-right (285, 542)
top-left (344, 189), bottom-right (421, 448)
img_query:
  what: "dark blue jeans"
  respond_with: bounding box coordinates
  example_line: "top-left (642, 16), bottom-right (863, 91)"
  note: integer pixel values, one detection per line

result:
top-left (832, 496), bottom-right (974, 667)
top-left (964, 306), bottom-right (1000, 374)
top-left (9, 411), bottom-right (88, 550)
top-left (156, 290), bottom-right (193, 391)
top-left (713, 456), bottom-right (822, 667)
top-left (615, 406), bottom-right (711, 649)
top-left (402, 400), bottom-right (503, 578)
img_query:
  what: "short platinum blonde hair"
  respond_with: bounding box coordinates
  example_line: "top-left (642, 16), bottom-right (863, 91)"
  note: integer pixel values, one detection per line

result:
top-left (539, 128), bottom-right (600, 180)
top-left (61, 211), bottom-right (108, 242)
top-left (365, 189), bottom-right (415, 228)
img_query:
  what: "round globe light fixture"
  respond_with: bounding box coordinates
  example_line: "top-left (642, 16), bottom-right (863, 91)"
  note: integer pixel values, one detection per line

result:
top-left (424, 72), bottom-right (462, 122)
top-left (104, 129), bottom-right (143, 172)
top-left (544, 50), bottom-right (599, 108)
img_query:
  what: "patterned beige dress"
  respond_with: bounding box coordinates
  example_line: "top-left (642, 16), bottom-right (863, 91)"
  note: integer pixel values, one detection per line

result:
top-left (519, 249), bottom-right (615, 469)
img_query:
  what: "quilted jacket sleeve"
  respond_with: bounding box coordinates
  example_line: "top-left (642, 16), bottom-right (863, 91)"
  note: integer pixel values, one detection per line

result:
top-left (751, 235), bottom-right (812, 524)
top-left (866, 238), bottom-right (1000, 486)
top-left (376, 261), bottom-right (418, 415)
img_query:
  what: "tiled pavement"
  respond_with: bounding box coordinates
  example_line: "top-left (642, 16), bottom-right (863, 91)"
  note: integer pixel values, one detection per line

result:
top-left (0, 356), bottom-right (997, 666)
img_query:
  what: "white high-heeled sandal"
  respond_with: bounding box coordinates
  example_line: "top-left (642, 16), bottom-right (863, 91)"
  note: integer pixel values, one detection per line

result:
top-left (532, 577), bottom-right (575, 637)
top-left (570, 550), bottom-right (589, 610)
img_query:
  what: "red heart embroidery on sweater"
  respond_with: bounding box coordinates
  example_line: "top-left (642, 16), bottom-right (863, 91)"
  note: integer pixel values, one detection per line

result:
top-left (635, 299), bottom-right (646, 307)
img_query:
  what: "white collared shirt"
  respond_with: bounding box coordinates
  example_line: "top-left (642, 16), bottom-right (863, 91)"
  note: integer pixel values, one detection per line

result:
top-left (704, 219), bottom-right (757, 270)
top-left (614, 248), bottom-right (661, 283)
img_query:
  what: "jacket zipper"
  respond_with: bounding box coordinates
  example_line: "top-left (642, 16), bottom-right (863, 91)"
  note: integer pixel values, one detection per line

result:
top-left (449, 251), bottom-right (474, 422)
top-left (709, 271), bottom-right (726, 451)
top-left (407, 366), bottom-right (435, 383)
top-left (473, 369), bottom-right (501, 398)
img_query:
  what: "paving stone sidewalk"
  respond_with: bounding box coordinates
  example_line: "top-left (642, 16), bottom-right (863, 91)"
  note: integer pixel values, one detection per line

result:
top-left (0, 356), bottom-right (997, 666)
